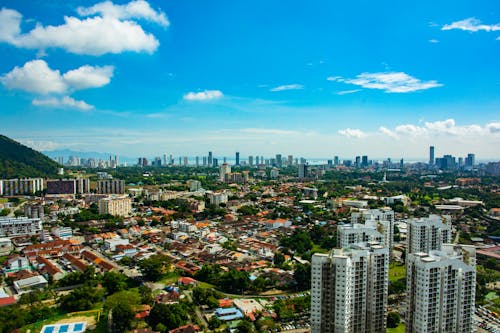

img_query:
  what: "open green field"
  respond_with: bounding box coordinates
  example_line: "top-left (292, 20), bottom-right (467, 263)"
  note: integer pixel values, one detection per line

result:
top-left (387, 323), bottom-right (405, 333)
top-left (389, 262), bottom-right (406, 282)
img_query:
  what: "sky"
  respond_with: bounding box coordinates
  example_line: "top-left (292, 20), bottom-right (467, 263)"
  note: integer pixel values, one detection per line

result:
top-left (0, 0), bottom-right (499, 160)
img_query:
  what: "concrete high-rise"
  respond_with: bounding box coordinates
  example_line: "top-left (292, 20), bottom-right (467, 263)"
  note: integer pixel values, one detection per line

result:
top-left (298, 163), bottom-right (308, 179)
top-left (406, 215), bottom-right (451, 254)
top-left (406, 244), bottom-right (476, 333)
top-left (429, 146), bottom-right (435, 165)
top-left (311, 243), bottom-right (389, 333)
top-left (351, 208), bottom-right (395, 255)
top-left (337, 223), bottom-right (384, 248)
top-left (219, 163), bottom-right (231, 182)
top-left (208, 151), bottom-right (213, 167)
top-left (248, 155), bottom-right (253, 166)
top-left (235, 152), bottom-right (240, 166)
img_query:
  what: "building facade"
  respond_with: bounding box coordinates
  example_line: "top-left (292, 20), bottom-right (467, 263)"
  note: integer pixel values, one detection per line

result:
top-left (97, 179), bottom-right (125, 194)
top-left (0, 217), bottom-right (42, 237)
top-left (98, 195), bottom-right (131, 216)
top-left (406, 215), bottom-right (451, 254)
top-left (406, 244), bottom-right (476, 333)
top-left (1, 178), bottom-right (44, 196)
top-left (311, 243), bottom-right (389, 333)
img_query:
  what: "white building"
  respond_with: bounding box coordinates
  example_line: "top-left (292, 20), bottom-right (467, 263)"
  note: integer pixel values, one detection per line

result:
top-left (406, 244), bottom-right (476, 333)
top-left (351, 208), bottom-right (395, 256)
top-left (1, 178), bottom-right (44, 196)
top-left (219, 163), bottom-right (231, 182)
top-left (188, 180), bottom-right (202, 192)
top-left (311, 242), bottom-right (389, 333)
top-left (0, 237), bottom-right (12, 255)
top-left (208, 192), bottom-right (228, 206)
top-left (406, 215), bottom-right (451, 254)
top-left (52, 227), bottom-right (73, 240)
top-left (0, 217), bottom-right (42, 237)
top-left (98, 195), bottom-right (132, 216)
top-left (337, 222), bottom-right (384, 248)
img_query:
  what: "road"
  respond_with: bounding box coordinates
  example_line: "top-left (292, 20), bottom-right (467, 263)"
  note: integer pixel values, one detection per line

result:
top-left (183, 290), bottom-right (208, 330)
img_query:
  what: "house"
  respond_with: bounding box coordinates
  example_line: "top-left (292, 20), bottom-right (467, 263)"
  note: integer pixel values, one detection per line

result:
top-left (0, 287), bottom-right (16, 307)
top-left (0, 238), bottom-right (12, 255)
top-left (4, 255), bottom-right (31, 273)
top-left (36, 256), bottom-right (64, 280)
top-left (177, 277), bottom-right (198, 286)
top-left (13, 274), bottom-right (48, 294)
top-left (169, 324), bottom-right (200, 333)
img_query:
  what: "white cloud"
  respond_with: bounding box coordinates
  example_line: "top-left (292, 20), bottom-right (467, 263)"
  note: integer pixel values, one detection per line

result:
top-left (486, 122), bottom-right (500, 133)
top-left (183, 90), bottom-right (223, 101)
top-left (378, 126), bottom-right (399, 139)
top-left (345, 72), bottom-right (442, 93)
top-left (0, 8), bottom-right (159, 55)
top-left (0, 8), bottom-right (21, 43)
top-left (1, 59), bottom-right (66, 94)
top-left (1, 60), bottom-right (114, 94)
top-left (429, 39), bottom-right (440, 43)
top-left (378, 119), bottom-right (500, 139)
top-left (326, 76), bottom-right (344, 82)
top-left (77, 0), bottom-right (169, 27)
top-left (270, 84), bottom-right (304, 92)
top-left (337, 89), bottom-right (360, 95)
top-left (338, 128), bottom-right (367, 139)
top-left (442, 17), bottom-right (500, 32)
top-left (62, 65), bottom-right (114, 89)
top-left (32, 96), bottom-right (94, 111)
top-left (19, 139), bottom-right (60, 151)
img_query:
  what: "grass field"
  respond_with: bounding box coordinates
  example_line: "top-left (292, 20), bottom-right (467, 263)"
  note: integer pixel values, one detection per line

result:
top-left (389, 262), bottom-right (406, 282)
top-left (387, 323), bottom-right (405, 333)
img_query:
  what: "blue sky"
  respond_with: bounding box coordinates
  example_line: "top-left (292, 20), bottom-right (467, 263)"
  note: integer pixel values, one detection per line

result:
top-left (0, 0), bottom-right (499, 160)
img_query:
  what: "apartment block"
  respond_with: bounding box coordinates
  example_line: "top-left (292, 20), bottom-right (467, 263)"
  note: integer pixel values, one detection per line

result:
top-left (311, 242), bottom-right (389, 333)
top-left (97, 179), bottom-right (125, 194)
top-left (406, 215), bottom-right (451, 254)
top-left (98, 195), bottom-right (131, 216)
top-left (406, 244), bottom-right (476, 333)
top-left (0, 217), bottom-right (42, 237)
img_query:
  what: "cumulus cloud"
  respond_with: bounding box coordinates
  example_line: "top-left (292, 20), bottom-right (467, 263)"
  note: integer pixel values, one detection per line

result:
top-left (1, 60), bottom-right (114, 94)
top-left (183, 90), bottom-right (223, 101)
top-left (442, 17), bottom-right (500, 32)
top-left (378, 126), bottom-right (399, 139)
top-left (32, 96), bottom-right (94, 111)
top-left (0, 8), bottom-right (21, 43)
top-left (429, 39), bottom-right (440, 43)
top-left (270, 84), bottom-right (304, 92)
top-left (378, 119), bottom-right (500, 139)
top-left (344, 72), bottom-right (442, 93)
top-left (62, 65), bottom-right (114, 89)
top-left (0, 8), bottom-right (159, 55)
top-left (338, 128), bottom-right (367, 139)
top-left (1, 59), bottom-right (66, 94)
top-left (77, 0), bottom-right (169, 27)
top-left (326, 76), bottom-right (344, 82)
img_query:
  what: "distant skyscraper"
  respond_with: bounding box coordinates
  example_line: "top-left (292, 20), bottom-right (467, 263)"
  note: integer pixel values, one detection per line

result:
top-left (287, 155), bottom-right (293, 166)
top-left (212, 158), bottom-right (218, 167)
top-left (195, 156), bottom-right (199, 167)
top-left (202, 156), bottom-right (207, 166)
top-left (298, 163), bottom-right (308, 179)
top-left (465, 153), bottom-right (475, 167)
top-left (361, 155), bottom-right (368, 167)
top-left (276, 154), bottom-right (282, 167)
top-left (311, 243), bottom-right (389, 333)
top-left (235, 152), bottom-right (240, 166)
top-left (429, 146), bottom-right (435, 165)
top-left (248, 155), bottom-right (253, 166)
top-left (355, 156), bottom-right (361, 167)
top-left (406, 245), bottom-right (476, 333)
top-left (183, 156), bottom-right (188, 166)
top-left (208, 151), bottom-right (213, 166)
top-left (256, 156), bottom-right (260, 165)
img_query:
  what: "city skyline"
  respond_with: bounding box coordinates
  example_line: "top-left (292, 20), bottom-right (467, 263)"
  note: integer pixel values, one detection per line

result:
top-left (0, 0), bottom-right (499, 157)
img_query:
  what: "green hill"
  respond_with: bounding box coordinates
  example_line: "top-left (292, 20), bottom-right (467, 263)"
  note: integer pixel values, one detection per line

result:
top-left (0, 135), bottom-right (61, 178)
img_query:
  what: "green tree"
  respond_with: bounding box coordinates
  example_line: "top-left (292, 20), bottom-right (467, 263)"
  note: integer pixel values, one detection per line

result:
top-left (112, 302), bottom-right (134, 332)
top-left (148, 303), bottom-right (188, 330)
top-left (387, 311), bottom-right (401, 328)
top-left (294, 263), bottom-right (311, 291)
top-left (138, 254), bottom-right (171, 281)
top-left (102, 271), bottom-right (129, 295)
top-left (236, 319), bottom-right (255, 333)
top-left (59, 286), bottom-right (104, 312)
top-left (273, 252), bottom-right (285, 266)
top-left (208, 315), bottom-right (222, 330)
